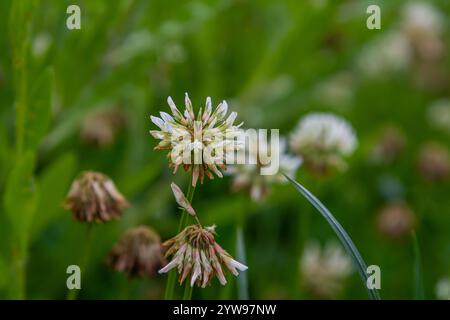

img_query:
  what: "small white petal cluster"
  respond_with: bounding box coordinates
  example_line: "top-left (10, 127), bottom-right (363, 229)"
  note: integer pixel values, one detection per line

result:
top-left (150, 93), bottom-right (243, 186)
top-left (357, 31), bottom-right (412, 77)
top-left (228, 136), bottom-right (302, 202)
top-left (400, 2), bottom-right (444, 39)
top-left (300, 241), bottom-right (353, 298)
top-left (435, 277), bottom-right (450, 300)
top-left (427, 99), bottom-right (450, 134)
top-left (289, 112), bottom-right (357, 173)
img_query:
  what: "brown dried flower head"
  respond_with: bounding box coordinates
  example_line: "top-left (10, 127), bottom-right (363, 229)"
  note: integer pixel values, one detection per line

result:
top-left (376, 202), bottom-right (416, 240)
top-left (108, 226), bottom-right (165, 278)
top-left (417, 142), bottom-right (450, 182)
top-left (65, 171), bottom-right (129, 223)
top-left (80, 109), bottom-right (125, 148)
top-left (159, 224), bottom-right (247, 288)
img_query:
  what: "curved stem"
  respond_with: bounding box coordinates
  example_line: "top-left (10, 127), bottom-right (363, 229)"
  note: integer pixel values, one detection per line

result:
top-left (164, 177), bottom-right (196, 300)
top-left (67, 224), bottom-right (93, 300)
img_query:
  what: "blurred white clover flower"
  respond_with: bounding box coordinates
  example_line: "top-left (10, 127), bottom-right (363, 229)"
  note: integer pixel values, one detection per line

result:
top-left (435, 277), bottom-right (450, 300)
top-left (401, 2), bottom-right (444, 40)
top-left (400, 2), bottom-right (445, 61)
top-left (300, 241), bottom-right (353, 298)
top-left (227, 135), bottom-right (301, 202)
top-left (150, 94), bottom-right (243, 187)
top-left (32, 33), bottom-right (52, 58)
top-left (427, 99), bottom-right (450, 135)
top-left (313, 72), bottom-right (355, 109)
top-left (356, 31), bottom-right (412, 77)
top-left (289, 112), bottom-right (357, 174)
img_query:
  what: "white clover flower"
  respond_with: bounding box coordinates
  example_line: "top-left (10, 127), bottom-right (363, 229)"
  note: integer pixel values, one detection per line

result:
top-left (289, 112), bottom-right (357, 174)
top-left (356, 31), bottom-right (412, 77)
top-left (300, 241), bottom-right (353, 298)
top-left (150, 94), bottom-right (243, 186)
top-left (427, 99), bottom-right (450, 134)
top-left (401, 2), bottom-right (444, 39)
top-left (227, 135), bottom-right (301, 202)
top-left (400, 2), bottom-right (445, 61)
top-left (435, 277), bottom-right (450, 300)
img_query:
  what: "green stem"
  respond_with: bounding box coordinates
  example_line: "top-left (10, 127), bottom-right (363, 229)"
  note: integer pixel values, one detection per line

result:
top-left (10, 247), bottom-right (26, 299)
top-left (236, 224), bottom-right (249, 300)
top-left (67, 224), bottom-right (94, 300)
top-left (164, 179), bottom-right (196, 300)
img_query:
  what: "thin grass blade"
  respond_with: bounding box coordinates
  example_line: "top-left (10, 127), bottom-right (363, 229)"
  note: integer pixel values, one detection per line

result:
top-left (284, 174), bottom-right (381, 300)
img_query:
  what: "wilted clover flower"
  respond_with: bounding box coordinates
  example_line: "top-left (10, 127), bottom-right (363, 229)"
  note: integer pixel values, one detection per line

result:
top-left (371, 126), bottom-right (406, 164)
top-left (80, 109), bottom-right (125, 148)
top-left (376, 202), bottom-right (416, 240)
top-left (65, 171), bottom-right (129, 223)
top-left (228, 136), bottom-right (301, 202)
top-left (107, 226), bottom-right (165, 278)
top-left (159, 224), bottom-right (247, 287)
top-left (289, 113), bottom-right (357, 174)
top-left (417, 142), bottom-right (450, 182)
top-left (150, 93), bottom-right (243, 186)
top-left (300, 241), bottom-right (353, 298)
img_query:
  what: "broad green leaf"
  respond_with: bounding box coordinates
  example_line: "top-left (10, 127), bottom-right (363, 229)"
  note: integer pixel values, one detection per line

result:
top-left (284, 174), bottom-right (381, 300)
top-left (3, 151), bottom-right (38, 250)
top-left (31, 152), bottom-right (77, 239)
top-left (24, 68), bottom-right (53, 152)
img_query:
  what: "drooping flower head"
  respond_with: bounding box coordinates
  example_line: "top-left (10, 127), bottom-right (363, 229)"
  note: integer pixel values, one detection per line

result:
top-left (65, 171), bottom-right (129, 223)
top-left (159, 224), bottom-right (247, 288)
top-left (150, 94), bottom-right (243, 186)
top-left (107, 226), bottom-right (166, 278)
top-left (228, 135), bottom-right (301, 202)
top-left (300, 241), bottom-right (353, 298)
top-left (289, 113), bottom-right (357, 175)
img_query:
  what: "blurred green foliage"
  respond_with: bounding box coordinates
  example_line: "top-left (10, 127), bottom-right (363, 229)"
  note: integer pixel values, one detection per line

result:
top-left (0, 0), bottom-right (449, 299)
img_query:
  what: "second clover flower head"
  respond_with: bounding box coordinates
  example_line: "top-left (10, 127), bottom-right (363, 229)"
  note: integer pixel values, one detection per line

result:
top-left (150, 93), bottom-right (243, 187)
top-left (289, 112), bottom-right (357, 175)
top-left (158, 224), bottom-right (248, 288)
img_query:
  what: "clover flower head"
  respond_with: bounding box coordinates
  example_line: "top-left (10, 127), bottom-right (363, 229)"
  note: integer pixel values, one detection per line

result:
top-left (80, 109), bottom-right (125, 148)
top-left (228, 135), bottom-right (301, 202)
top-left (158, 224), bottom-right (247, 288)
top-left (289, 112), bottom-right (357, 174)
top-left (428, 99), bottom-right (450, 134)
top-left (300, 241), bottom-right (353, 298)
top-left (436, 277), bottom-right (450, 300)
top-left (107, 226), bottom-right (165, 278)
top-left (401, 2), bottom-right (444, 39)
top-left (357, 31), bottom-right (412, 77)
top-left (150, 94), bottom-right (243, 187)
top-left (417, 142), bottom-right (450, 182)
top-left (65, 171), bottom-right (128, 223)
top-left (376, 202), bottom-right (416, 240)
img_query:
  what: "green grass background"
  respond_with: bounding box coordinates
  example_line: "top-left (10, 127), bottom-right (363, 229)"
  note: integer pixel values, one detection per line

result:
top-left (0, 0), bottom-right (449, 299)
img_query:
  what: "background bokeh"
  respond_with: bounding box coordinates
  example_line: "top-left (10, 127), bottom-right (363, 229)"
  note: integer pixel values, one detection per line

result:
top-left (0, 0), bottom-right (449, 299)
